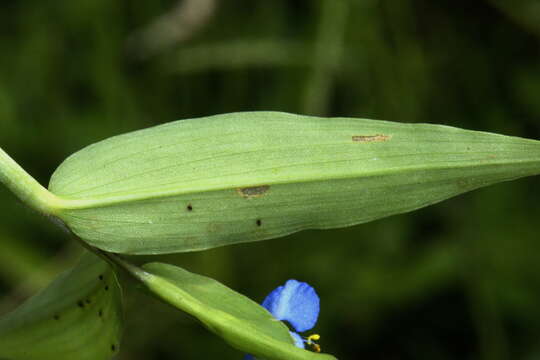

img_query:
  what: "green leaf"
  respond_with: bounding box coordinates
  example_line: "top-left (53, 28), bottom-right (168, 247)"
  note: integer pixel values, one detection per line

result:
top-left (0, 251), bottom-right (123, 360)
top-left (46, 112), bottom-right (540, 254)
top-left (124, 260), bottom-right (335, 360)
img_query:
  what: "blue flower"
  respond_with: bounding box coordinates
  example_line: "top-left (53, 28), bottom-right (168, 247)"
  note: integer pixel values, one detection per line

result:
top-left (245, 279), bottom-right (321, 359)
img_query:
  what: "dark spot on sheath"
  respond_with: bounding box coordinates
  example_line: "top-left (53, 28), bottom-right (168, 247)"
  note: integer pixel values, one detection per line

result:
top-left (352, 134), bottom-right (391, 142)
top-left (77, 301), bottom-right (85, 308)
top-left (98, 309), bottom-right (103, 317)
top-left (256, 219), bottom-right (262, 227)
top-left (99, 275), bottom-right (104, 281)
top-left (111, 344), bottom-right (116, 352)
top-left (187, 204), bottom-right (193, 211)
top-left (105, 285), bottom-right (109, 291)
top-left (237, 185), bottom-right (270, 198)
top-left (54, 314), bottom-right (60, 320)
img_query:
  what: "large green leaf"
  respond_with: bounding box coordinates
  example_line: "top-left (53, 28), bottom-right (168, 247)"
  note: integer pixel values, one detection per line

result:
top-left (0, 251), bottom-right (123, 360)
top-left (45, 112), bottom-right (540, 254)
top-left (122, 259), bottom-right (335, 360)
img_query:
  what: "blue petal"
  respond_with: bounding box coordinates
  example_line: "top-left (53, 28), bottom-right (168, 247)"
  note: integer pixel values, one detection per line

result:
top-left (289, 331), bottom-right (305, 349)
top-left (261, 279), bottom-right (319, 332)
top-left (261, 285), bottom-right (284, 312)
top-left (243, 355), bottom-right (255, 360)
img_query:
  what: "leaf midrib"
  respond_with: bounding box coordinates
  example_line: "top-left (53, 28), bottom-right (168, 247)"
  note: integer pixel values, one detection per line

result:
top-left (51, 156), bottom-right (540, 211)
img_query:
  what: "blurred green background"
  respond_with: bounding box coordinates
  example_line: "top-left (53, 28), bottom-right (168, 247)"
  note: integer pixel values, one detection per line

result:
top-left (1, 0), bottom-right (540, 359)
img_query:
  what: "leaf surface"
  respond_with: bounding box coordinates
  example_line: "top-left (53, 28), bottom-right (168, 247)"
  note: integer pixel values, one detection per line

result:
top-left (0, 252), bottom-right (123, 360)
top-left (48, 112), bottom-right (540, 254)
top-left (131, 261), bottom-right (335, 360)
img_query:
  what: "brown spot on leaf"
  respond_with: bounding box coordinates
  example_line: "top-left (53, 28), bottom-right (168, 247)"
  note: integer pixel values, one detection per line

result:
top-left (352, 134), bottom-right (391, 142)
top-left (237, 185), bottom-right (270, 198)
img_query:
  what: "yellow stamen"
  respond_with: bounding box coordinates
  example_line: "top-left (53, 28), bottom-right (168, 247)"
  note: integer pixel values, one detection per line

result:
top-left (306, 334), bottom-right (321, 352)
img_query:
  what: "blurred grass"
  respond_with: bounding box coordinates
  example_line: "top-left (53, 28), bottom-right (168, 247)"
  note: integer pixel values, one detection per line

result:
top-left (1, 0), bottom-right (540, 359)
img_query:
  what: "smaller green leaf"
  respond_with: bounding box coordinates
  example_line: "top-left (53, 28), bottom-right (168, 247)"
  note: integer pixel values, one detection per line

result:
top-left (0, 251), bottom-right (123, 360)
top-left (130, 261), bottom-right (336, 360)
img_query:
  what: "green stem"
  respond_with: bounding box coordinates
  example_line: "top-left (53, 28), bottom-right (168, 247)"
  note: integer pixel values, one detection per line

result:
top-left (302, 0), bottom-right (349, 115)
top-left (100, 251), bottom-right (142, 276)
top-left (0, 147), bottom-right (60, 215)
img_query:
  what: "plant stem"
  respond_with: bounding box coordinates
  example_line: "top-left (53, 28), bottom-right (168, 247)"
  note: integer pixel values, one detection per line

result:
top-left (302, 0), bottom-right (349, 115)
top-left (94, 248), bottom-right (150, 282)
top-left (0, 147), bottom-right (60, 215)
